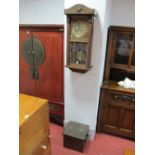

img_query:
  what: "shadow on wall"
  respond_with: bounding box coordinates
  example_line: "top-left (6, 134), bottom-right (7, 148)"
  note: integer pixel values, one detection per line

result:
top-left (70, 13), bottom-right (103, 104)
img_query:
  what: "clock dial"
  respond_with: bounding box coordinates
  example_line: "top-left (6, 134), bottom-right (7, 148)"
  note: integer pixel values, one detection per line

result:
top-left (71, 21), bottom-right (88, 38)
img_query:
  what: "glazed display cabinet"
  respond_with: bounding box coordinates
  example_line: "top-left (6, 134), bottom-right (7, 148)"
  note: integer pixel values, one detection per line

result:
top-left (97, 26), bottom-right (135, 139)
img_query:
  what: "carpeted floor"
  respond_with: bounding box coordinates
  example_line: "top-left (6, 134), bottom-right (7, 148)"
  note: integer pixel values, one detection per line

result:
top-left (49, 123), bottom-right (135, 155)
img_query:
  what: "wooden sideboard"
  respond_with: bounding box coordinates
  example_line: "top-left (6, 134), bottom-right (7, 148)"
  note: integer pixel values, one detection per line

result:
top-left (19, 93), bottom-right (51, 155)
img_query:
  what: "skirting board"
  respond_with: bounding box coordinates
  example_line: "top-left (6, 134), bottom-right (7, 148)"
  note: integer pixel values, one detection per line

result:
top-left (87, 127), bottom-right (96, 141)
top-left (63, 120), bottom-right (96, 141)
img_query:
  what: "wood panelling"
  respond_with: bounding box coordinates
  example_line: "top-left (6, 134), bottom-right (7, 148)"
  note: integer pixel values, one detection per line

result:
top-left (49, 102), bottom-right (64, 116)
top-left (32, 31), bottom-right (64, 102)
top-left (106, 106), bottom-right (120, 126)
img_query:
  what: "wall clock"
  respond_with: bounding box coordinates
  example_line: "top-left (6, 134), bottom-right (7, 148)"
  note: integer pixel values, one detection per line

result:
top-left (65, 4), bottom-right (95, 73)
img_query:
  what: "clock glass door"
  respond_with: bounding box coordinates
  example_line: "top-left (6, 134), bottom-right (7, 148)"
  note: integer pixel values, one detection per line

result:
top-left (69, 19), bottom-right (89, 66)
top-left (69, 42), bottom-right (88, 65)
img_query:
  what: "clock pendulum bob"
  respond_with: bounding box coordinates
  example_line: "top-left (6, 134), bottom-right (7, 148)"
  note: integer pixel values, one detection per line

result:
top-left (22, 36), bottom-right (45, 79)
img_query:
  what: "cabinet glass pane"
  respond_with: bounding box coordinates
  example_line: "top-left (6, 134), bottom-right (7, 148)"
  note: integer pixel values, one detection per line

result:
top-left (114, 33), bottom-right (133, 65)
top-left (109, 68), bottom-right (135, 81)
top-left (69, 42), bottom-right (88, 64)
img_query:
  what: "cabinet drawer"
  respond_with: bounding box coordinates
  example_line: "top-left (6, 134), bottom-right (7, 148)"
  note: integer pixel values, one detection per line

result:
top-left (33, 136), bottom-right (51, 155)
top-left (97, 89), bottom-right (135, 139)
top-left (49, 114), bottom-right (64, 126)
top-left (49, 102), bottom-right (64, 116)
top-left (106, 91), bottom-right (135, 110)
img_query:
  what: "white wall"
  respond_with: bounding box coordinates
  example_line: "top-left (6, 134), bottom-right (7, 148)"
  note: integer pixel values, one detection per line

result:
top-left (110, 0), bottom-right (135, 26)
top-left (19, 0), bottom-right (64, 24)
top-left (64, 0), bottom-right (112, 139)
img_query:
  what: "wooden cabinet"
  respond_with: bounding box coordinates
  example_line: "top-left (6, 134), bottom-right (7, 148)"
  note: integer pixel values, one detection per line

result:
top-left (19, 94), bottom-right (51, 155)
top-left (19, 25), bottom-right (64, 123)
top-left (97, 26), bottom-right (135, 139)
top-left (97, 83), bottom-right (135, 139)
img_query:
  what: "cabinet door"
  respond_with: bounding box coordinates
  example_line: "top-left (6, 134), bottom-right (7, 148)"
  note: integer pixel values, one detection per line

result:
top-left (19, 30), bottom-right (36, 95)
top-left (32, 31), bottom-right (64, 103)
top-left (111, 31), bottom-right (134, 66)
top-left (104, 26), bottom-right (135, 81)
top-left (105, 26), bottom-right (135, 68)
top-left (97, 90), bottom-right (135, 139)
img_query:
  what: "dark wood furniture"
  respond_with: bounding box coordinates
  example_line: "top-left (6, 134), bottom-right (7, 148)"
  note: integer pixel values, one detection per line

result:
top-left (63, 121), bottom-right (89, 152)
top-left (96, 26), bottom-right (135, 139)
top-left (19, 25), bottom-right (64, 124)
top-left (19, 94), bottom-right (51, 155)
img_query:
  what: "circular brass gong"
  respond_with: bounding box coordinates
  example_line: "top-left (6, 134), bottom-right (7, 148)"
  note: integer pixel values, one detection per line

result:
top-left (22, 37), bottom-right (45, 79)
top-left (22, 38), bottom-right (45, 66)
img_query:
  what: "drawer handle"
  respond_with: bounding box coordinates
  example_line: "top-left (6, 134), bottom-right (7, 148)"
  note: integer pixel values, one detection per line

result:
top-left (41, 145), bottom-right (47, 150)
top-left (114, 95), bottom-right (134, 101)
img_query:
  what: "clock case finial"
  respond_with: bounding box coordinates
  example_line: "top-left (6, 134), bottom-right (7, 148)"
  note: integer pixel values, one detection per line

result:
top-left (65, 4), bottom-right (94, 15)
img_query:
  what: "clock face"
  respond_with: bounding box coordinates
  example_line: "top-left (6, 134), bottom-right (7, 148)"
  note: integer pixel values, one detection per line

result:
top-left (71, 21), bottom-right (88, 38)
